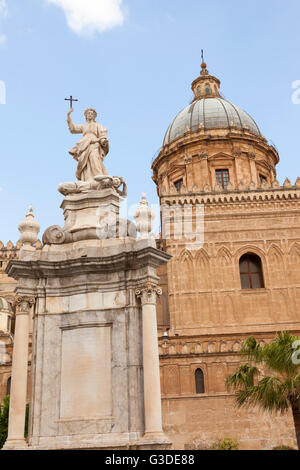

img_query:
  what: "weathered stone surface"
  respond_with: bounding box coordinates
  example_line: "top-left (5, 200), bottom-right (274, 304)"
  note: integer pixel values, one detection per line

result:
top-left (152, 64), bottom-right (300, 450)
top-left (6, 235), bottom-right (171, 450)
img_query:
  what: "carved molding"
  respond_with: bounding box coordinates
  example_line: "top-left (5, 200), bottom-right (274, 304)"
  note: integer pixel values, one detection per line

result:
top-left (184, 155), bottom-right (193, 165)
top-left (199, 152), bottom-right (208, 160)
top-left (135, 283), bottom-right (162, 306)
top-left (159, 337), bottom-right (271, 357)
top-left (14, 295), bottom-right (35, 315)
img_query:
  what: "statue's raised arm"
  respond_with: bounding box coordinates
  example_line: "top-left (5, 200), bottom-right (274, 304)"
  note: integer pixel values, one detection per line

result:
top-left (67, 108), bottom-right (84, 135)
top-left (67, 107), bottom-right (109, 182)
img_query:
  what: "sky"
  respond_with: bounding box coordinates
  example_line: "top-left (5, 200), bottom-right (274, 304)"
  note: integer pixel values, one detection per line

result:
top-left (0, 0), bottom-right (300, 243)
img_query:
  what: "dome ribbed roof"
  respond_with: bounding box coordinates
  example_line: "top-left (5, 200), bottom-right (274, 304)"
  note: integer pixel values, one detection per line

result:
top-left (163, 97), bottom-right (261, 146)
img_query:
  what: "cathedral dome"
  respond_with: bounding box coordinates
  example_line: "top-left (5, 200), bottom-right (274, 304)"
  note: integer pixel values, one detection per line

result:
top-left (163, 97), bottom-right (262, 146)
top-left (152, 60), bottom-right (279, 198)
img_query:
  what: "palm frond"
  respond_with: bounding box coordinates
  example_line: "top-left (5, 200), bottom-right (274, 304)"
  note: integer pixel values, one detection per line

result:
top-left (234, 376), bottom-right (289, 413)
top-left (263, 332), bottom-right (300, 377)
top-left (240, 337), bottom-right (264, 362)
top-left (226, 363), bottom-right (259, 391)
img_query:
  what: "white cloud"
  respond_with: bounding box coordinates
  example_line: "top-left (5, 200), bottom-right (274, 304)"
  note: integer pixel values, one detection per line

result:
top-left (0, 0), bottom-right (8, 18)
top-left (46, 0), bottom-right (124, 36)
top-left (0, 0), bottom-right (7, 46)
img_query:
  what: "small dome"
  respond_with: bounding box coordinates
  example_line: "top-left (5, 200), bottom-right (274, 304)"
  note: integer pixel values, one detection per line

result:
top-left (163, 97), bottom-right (262, 146)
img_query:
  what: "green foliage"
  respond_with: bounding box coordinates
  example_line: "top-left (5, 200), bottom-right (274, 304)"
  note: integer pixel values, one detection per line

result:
top-left (227, 332), bottom-right (300, 449)
top-left (226, 332), bottom-right (300, 414)
top-left (0, 396), bottom-right (9, 449)
top-left (210, 438), bottom-right (239, 450)
top-left (272, 445), bottom-right (296, 450)
top-left (0, 396), bottom-right (29, 449)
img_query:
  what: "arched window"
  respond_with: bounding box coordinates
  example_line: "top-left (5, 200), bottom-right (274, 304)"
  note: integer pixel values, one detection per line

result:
top-left (6, 377), bottom-right (11, 396)
top-left (197, 86), bottom-right (201, 97)
top-left (205, 84), bottom-right (211, 95)
top-left (195, 368), bottom-right (205, 394)
top-left (239, 253), bottom-right (264, 289)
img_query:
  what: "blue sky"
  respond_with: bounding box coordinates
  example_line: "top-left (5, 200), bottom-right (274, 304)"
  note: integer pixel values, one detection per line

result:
top-left (0, 0), bottom-right (299, 243)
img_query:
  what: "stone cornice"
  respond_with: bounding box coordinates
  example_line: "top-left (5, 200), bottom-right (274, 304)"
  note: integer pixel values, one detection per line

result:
top-left (5, 247), bottom-right (172, 281)
top-left (160, 186), bottom-right (300, 206)
top-left (158, 328), bottom-right (300, 358)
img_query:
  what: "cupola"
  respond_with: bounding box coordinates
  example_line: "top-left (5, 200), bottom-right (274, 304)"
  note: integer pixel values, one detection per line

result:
top-left (191, 61), bottom-right (221, 100)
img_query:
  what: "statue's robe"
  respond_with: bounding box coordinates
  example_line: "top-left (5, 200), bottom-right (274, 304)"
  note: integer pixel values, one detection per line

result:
top-left (68, 120), bottom-right (109, 182)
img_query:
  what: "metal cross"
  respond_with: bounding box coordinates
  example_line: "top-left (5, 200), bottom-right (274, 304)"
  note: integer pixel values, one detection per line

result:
top-left (64, 95), bottom-right (78, 109)
top-left (201, 49), bottom-right (204, 63)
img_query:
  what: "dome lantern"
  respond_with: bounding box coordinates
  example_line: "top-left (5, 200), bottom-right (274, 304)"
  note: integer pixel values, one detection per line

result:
top-left (191, 60), bottom-right (221, 100)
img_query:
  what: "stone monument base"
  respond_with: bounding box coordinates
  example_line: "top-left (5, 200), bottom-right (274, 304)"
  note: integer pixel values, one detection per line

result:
top-left (12, 436), bottom-right (172, 451)
top-left (4, 177), bottom-right (172, 451)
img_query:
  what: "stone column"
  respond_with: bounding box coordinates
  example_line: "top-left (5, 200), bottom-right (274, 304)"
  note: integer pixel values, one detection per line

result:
top-left (3, 295), bottom-right (35, 450)
top-left (136, 283), bottom-right (165, 439)
top-left (248, 153), bottom-right (257, 184)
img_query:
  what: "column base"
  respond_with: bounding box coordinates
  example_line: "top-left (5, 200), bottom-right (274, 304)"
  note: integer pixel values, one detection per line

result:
top-left (129, 432), bottom-right (172, 450)
top-left (143, 431), bottom-right (171, 443)
top-left (2, 438), bottom-right (28, 450)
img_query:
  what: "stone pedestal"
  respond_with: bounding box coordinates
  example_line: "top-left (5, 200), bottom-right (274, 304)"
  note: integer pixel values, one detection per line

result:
top-left (5, 187), bottom-right (171, 450)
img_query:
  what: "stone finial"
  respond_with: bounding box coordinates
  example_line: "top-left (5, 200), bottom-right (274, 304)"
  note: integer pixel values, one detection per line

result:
top-left (214, 183), bottom-right (222, 192)
top-left (134, 193), bottom-right (155, 239)
top-left (295, 177), bottom-right (300, 188)
top-left (238, 181), bottom-right (246, 191)
top-left (283, 178), bottom-right (292, 188)
top-left (203, 183), bottom-right (211, 193)
top-left (18, 206), bottom-right (40, 249)
top-left (200, 61), bottom-right (209, 77)
top-left (272, 180), bottom-right (280, 188)
top-left (261, 180), bottom-right (269, 189)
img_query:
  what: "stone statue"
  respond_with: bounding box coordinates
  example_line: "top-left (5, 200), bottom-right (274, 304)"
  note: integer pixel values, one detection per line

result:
top-left (67, 107), bottom-right (109, 182)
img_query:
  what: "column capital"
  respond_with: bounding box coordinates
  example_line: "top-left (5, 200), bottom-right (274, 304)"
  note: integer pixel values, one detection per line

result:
top-left (13, 295), bottom-right (35, 315)
top-left (135, 283), bottom-right (162, 306)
